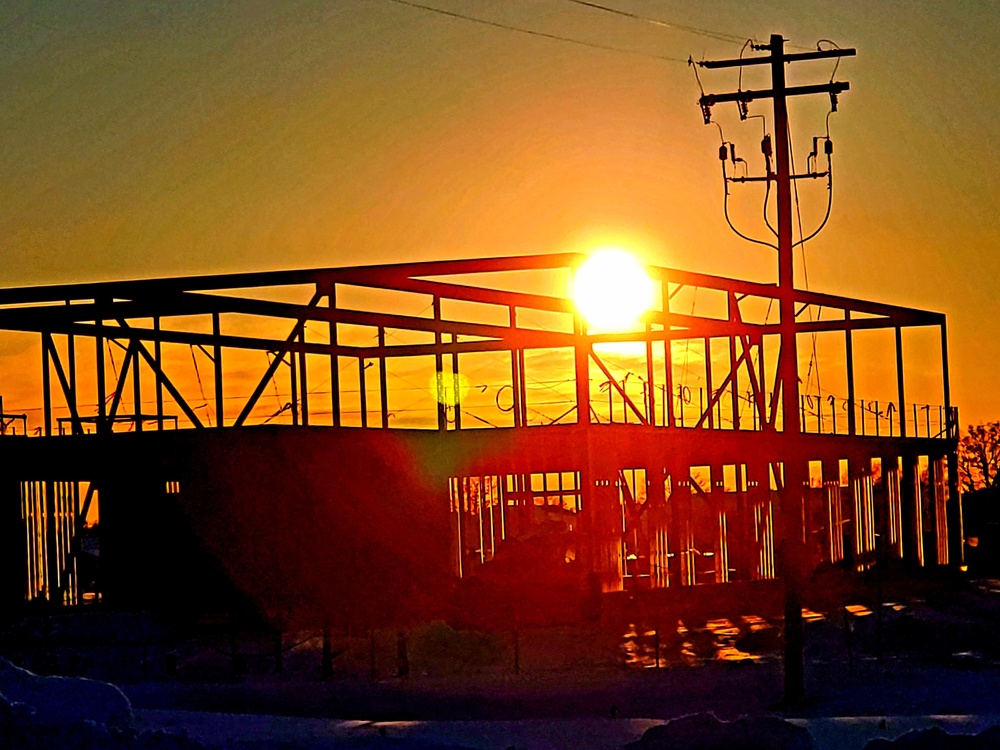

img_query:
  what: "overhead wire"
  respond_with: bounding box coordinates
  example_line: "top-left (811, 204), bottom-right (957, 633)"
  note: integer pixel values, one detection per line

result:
top-left (563, 0), bottom-right (750, 45)
top-left (689, 56), bottom-right (707, 95)
top-left (385, 0), bottom-right (688, 63)
top-left (817, 39), bottom-right (843, 81)
top-left (787, 123), bottom-right (823, 411)
top-left (722, 160), bottom-right (778, 251)
top-left (736, 38), bottom-right (753, 93)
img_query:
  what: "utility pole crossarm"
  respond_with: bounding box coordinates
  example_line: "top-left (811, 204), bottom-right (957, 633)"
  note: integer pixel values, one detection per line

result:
top-left (700, 81), bottom-right (849, 107)
top-left (729, 171), bottom-right (829, 183)
top-left (698, 46), bottom-right (856, 69)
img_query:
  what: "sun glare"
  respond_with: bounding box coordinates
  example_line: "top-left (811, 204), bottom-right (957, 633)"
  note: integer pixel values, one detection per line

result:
top-left (572, 248), bottom-right (655, 333)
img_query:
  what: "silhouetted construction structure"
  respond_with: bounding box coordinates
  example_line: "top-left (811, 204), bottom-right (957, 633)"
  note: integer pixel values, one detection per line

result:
top-left (0, 252), bottom-right (958, 612)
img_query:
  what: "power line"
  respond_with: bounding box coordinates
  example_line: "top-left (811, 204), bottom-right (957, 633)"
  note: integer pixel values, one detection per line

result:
top-left (563, 0), bottom-right (748, 45)
top-left (385, 0), bottom-right (687, 63)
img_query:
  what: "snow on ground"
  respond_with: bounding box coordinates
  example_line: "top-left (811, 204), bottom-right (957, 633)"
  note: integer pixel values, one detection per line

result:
top-left (133, 710), bottom-right (1000, 750)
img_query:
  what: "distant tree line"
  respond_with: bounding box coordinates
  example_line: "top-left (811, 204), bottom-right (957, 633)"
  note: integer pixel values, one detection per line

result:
top-left (958, 421), bottom-right (1000, 494)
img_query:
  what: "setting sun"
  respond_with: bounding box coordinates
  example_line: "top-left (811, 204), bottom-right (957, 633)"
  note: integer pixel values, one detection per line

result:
top-left (572, 248), bottom-right (656, 333)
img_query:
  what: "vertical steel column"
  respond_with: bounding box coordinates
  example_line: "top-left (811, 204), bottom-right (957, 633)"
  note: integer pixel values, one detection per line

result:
top-left (644, 327), bottom-right (656, 425)
top-left (727, 293), bottom-right (739, 430)
top-left (854, 459), bottom-right (876, 567)
top-left (841, 458), bottom-right (858, 568)
top-left (511, 351), bottom-right (523, 428)
top-left (26, 483), bottom-right (38, 599)
top-left (704, 338), bottom-right (714, 429)
top-left (883, 455), bottom-right (903, 558)
top-left (640, 324), bottom-right (653, 425)
top-left (672, 470), bottom-right (694, 586)
top-left (871, 456), bottom-right (889, 565)
top-left (729, 334), bottom-right (739, 431)
top-left (69, 480), bottom-right (80, 605)
top-left (575, 317), bottom-right (590, 426)
top-left (433, 297), bottom-right (446, 431)
top-left (290, 351), bottom-right (299, 426)
top-left (940, 322), bottom-right (952, 426)
top-left (895, 327), bottom-right (907, 438)
top-left (44, 476), bottom-right (57, 602)
top-left (592, 468), bottom-right (623, 593)
top-left (758, 335), bottom-right (767, 430)
top-left (663, 280), bottom-right (675, 428)
top-left (450, 335), bottom-right (461, 430)
top-left (66, 306), bottom-right (78, 432)
top-left (845, 312), bottom-right (856, 436)
top-left (711, 466), bottom-right (727, 583)
top-left (213, 312), bottom-right (223, 428)
top-left (379, 328), bottom-right (390, 428)
top-left (357, 358), bottom-right (367, 429)
top-left (663, 470), bottom-right (681, 585)
top-left (132, 338), bottom-right (143, 432)
top-left (731, 465), bottom-right (751, 580)
top-left (449, 478), bottom-right (463, 577)
top-left (42, 334), bottom-right (52, 438)
top-left (96, 316), bottom-right (107, 435)
top-left (298, 335), bottom-right (309, 427)
top-left (932, 457), bottom-right (949, 566)
top-left (646, 467), bottom-right (668, 587)
top-left (516, 348), bottom-right (528, 428)
top-left (329, 284), bottom-right (341, 428)
top-left (899, 453), bottom-right (922, 567)
top-left (823, 458), bottom-right (843, 563)
top-left (154, 317), bottom-right (164, 430)
top-left (509, 306), bottom-right (523, 429)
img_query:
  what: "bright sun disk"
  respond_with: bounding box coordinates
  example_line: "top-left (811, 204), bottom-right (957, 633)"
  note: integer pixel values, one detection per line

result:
top-left (572, 248), bottom-right (655, 332)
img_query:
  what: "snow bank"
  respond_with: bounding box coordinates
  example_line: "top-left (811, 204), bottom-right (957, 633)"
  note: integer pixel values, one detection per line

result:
top-left (0, 656), bottom-right (133, 728)
top-left (863, 725), bottom-right (1000, 749)
top-left (626, 712), bottom-right (813, 750)
top-left (0, 657), bottom-right (206, 749)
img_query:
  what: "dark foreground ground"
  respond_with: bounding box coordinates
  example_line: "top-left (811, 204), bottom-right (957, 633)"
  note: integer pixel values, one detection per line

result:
top-left (5, 573), bottom-right (1000, 748)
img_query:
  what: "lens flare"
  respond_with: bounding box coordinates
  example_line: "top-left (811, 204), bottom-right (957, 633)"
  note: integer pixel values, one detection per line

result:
top-left (430, 370), bottom-right (470, 406)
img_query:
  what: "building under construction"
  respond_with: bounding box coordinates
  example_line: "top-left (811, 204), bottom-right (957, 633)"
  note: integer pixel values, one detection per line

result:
top-left (0, 249), bottom-right (958, 611)
top-left (0, 37), bottom-right (960, 700)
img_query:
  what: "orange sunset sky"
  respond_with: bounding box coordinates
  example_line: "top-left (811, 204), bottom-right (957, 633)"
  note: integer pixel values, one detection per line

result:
top-left (1, 1), bottom-right (998, 426)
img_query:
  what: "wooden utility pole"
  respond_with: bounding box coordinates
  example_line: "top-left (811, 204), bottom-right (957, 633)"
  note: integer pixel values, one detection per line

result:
top-left (697, 34), bottom-right (855, 704)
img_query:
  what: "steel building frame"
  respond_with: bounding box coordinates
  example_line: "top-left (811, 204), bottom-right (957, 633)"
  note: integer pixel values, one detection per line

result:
top-left (0, 253), bottom-right (958, 618)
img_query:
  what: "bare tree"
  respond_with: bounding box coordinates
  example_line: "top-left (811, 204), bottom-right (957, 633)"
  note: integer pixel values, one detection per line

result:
top-left (958, 422), bottom-right (1000, 493)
